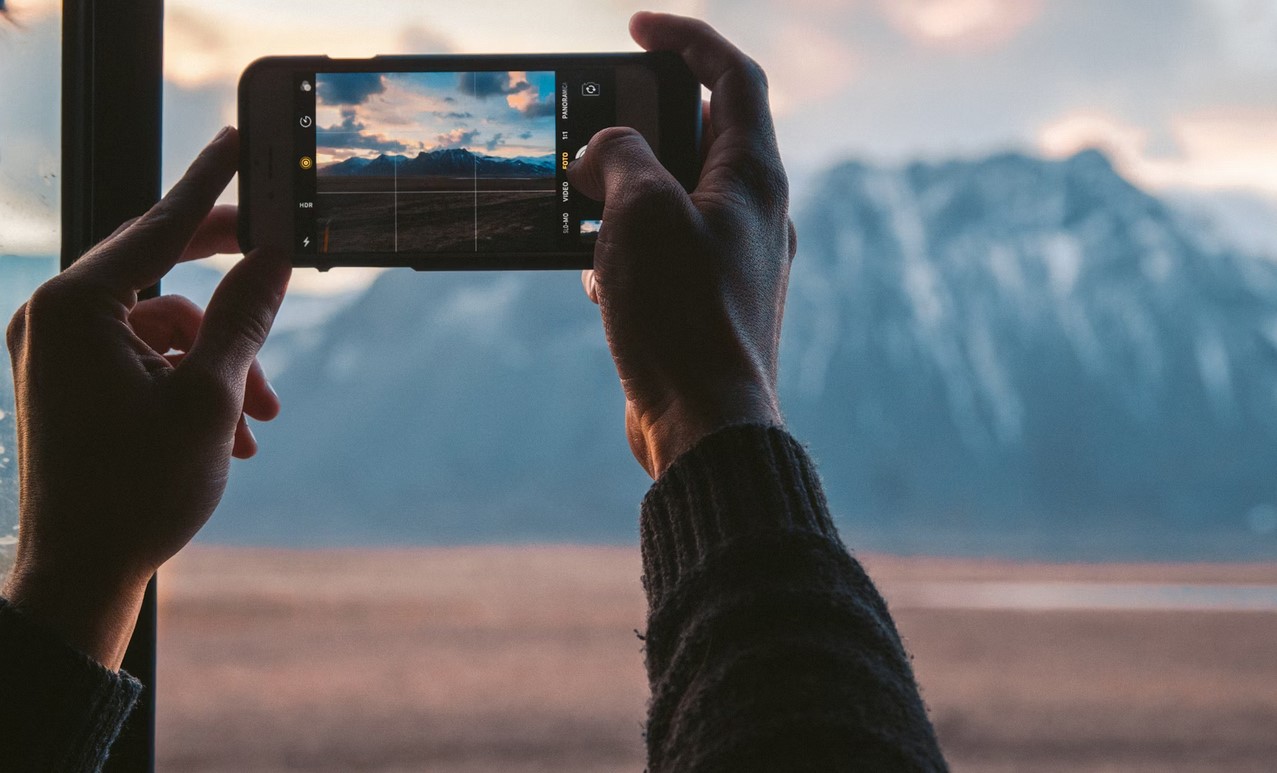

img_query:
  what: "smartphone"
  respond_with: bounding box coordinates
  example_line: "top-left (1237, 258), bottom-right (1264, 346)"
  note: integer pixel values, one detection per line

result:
top-left (238, 54), bottom-right (701, 270)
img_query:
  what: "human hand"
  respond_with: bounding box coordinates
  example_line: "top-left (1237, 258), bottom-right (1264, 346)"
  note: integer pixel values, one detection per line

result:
top-left (1, 127), bottom-right (290, 670)
top-left (567, 12), bottom-right (796, 479)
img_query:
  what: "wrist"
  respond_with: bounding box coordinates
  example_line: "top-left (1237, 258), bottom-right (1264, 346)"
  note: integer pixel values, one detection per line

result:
top-left (636, 385), bottom-right (783, 478)
top-left (1, 561), bottom-right (149, 672)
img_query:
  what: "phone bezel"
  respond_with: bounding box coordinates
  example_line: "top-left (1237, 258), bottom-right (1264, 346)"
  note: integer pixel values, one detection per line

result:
top-left (238, 53), bottom-right (701, 271)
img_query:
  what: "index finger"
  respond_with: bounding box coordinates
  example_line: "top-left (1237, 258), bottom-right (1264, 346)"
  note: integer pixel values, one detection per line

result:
top-left (629, 13), bottom-right (776, 144)
top-left (67, 126), bottom-right (240, 295)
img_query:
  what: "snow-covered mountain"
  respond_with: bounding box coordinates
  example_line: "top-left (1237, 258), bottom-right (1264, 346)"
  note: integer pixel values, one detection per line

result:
top-left (320, 148), bottom-right (554, 178)
top-left (197, 150), bottom-right (1277, 558)
top-left (783, 149), bottom-right (1277, 556)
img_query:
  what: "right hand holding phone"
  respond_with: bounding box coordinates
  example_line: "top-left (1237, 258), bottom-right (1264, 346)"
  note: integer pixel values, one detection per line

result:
top-left (568, 12), bottom-right (797, 479)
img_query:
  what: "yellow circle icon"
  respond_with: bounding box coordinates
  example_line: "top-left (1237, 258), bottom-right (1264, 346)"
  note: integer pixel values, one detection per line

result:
top-left (299, 156), bottom-right (313, 170)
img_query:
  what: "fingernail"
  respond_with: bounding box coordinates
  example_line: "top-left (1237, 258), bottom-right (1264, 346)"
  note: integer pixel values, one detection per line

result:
top-left (265, 379), bottom-right (279, 401)
top-left (569, 144), bottom-right (587, 173)
top-left (213, 125), bottom-right (233, 142)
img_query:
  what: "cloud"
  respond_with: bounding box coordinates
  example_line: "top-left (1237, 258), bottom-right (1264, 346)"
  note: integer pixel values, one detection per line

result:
top-left (515, 94), bottom-right (555, 118)
top-left (1038, 107), bottom-right (1277, 195)
top-left (749, 20), bottom-right (858, 116)
top-left (879, 0), bottom-right (1044, 50)
top-left (319, 108), bottom-right (414, 154)
top-left (485, 133), bottom-right (505, 152)
top-left (518, 131), bottom-right (533, 140)
top-left (398, 24), bottom-right (455, 54)
top-left (165, 6), bottom-right (230, 86)
top-left (435, 128), bottom-right (481, 148)
top-left (318, 73), bottom-right (386, 106)
top-left (468, 71), bottom-right (530, 98)
top-left (500, 71), bottom-right (554, 117)
top-left (1039, 112), bottom-right (1152, 163)
top-left (435, 111), bottom-right (474, 119)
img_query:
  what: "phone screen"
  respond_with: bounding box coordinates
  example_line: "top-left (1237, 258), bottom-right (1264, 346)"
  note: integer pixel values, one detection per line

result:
top-left (292, 69), bottom-right (617, 256)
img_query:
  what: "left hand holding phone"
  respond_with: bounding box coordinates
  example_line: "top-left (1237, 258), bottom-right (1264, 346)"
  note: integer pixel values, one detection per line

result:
top-left (1, 127), bottom-right (290, 671)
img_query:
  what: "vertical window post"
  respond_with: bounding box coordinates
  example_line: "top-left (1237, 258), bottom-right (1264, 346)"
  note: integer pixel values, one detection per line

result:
top-left (62, 1), bottom-right (164, 769)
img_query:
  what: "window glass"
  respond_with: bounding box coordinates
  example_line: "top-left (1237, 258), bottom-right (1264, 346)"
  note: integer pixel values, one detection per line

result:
top-left (0, 1), bottom-right (61, 577)
top-left (157, 1), bottom-right (1277, 769)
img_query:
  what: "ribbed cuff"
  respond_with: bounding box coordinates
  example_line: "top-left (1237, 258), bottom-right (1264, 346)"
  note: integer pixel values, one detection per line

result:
top-left (0, 596), bottom-right (142, 771)
top-left (639, 424), bottom-right (842, 607)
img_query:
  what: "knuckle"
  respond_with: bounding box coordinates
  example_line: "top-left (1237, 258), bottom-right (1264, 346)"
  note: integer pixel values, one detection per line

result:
top-left (6, 303), bottom-right (28, 355)
top-left (235, 309), bottom-right (273, 350)
top-left (735, 155), bottom-right (790, 211)
top-left (165, 293), bottom-right (205, 319)
top-left (25, 279), bottom-right (72, 320)
top-left (686, 17), bottom-right (717, 39)
top-left (739, 55), bottom-right (770, 90)
top-left (26, 275), bottom-right (107, 326)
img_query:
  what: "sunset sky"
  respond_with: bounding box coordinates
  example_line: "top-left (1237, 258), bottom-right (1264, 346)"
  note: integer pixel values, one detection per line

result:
top-left (3, 0), bottom-right (1277, 287)
top-left (315, 70), bottom-right (556, 166)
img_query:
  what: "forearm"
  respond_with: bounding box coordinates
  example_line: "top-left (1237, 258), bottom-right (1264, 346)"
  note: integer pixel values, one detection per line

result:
top-left (0, 595), bottom-right (142, 772)
top-left (639, 424), bottom-right (947, 772)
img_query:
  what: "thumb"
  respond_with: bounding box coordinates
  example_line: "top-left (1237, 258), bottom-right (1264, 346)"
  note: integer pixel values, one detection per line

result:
top-left (567, 126), bottom-right (687, 205)
top-left (568, 128), bottom-right (695, 309)
top-left (182, 248), bottom-right (291, 386)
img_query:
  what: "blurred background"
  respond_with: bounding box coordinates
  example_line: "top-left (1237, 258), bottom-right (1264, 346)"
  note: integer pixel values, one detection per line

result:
top-left (2, 1), bottom-right (1276, 770)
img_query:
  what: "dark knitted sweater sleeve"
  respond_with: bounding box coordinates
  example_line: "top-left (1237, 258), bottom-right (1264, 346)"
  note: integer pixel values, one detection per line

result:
top-left (639, 424), bottom-right (947, 772)
top-left (0, 596), bottom-right (142, 772)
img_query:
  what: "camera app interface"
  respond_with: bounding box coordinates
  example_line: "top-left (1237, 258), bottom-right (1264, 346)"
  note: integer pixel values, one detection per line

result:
top-left (293, 69), bottom-right (613, 255)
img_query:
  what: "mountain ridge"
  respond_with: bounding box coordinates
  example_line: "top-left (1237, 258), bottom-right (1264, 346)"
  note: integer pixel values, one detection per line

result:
top-left (320, 148), bottom-right (555, 179)
top-left (200, 148), bottom-right (1277, 559)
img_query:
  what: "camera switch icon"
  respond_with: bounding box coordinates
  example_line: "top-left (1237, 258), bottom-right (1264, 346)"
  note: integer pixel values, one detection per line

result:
top-left (581, 81), bottom-right (601, 97)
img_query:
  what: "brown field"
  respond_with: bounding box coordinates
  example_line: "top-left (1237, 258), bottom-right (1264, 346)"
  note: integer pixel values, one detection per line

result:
top-left (315, 176), bottom-right (558, 254)
top-left (156, 547), bottom-right (1277, 772)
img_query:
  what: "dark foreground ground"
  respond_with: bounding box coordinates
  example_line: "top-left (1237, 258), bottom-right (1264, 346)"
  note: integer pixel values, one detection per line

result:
top-left (316, 176), bottom-right (558, 253)
top-left (156, 547), bottom-right (1277, 772)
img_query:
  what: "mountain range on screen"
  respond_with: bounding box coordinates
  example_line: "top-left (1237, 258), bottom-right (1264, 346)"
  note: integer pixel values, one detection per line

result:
top-left (196, 149), bottom-right (1277, 559)
top-left (319, 148), bottom-right (556, 178)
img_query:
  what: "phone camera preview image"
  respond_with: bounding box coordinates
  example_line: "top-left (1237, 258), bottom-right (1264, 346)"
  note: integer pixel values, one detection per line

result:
top-left (579, 219), bottom-right (602, 243)
top-left (311, 70), bottom-right (560, 255)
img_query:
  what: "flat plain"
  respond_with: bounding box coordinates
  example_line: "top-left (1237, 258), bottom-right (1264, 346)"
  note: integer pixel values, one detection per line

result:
top-left (155, 547), bottom-right (1277, 772)
top-left (315, 177), bottom-right (558, 254)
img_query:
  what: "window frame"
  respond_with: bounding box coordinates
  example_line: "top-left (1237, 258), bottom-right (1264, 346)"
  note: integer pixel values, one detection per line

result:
top-left (62, 1), bottom-right (164, 769)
